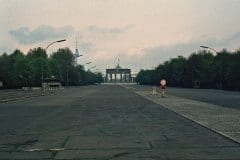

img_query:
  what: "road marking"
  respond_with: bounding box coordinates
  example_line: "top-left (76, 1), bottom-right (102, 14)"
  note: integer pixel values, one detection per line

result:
top-left (24, 148), bottom-right (65, 152)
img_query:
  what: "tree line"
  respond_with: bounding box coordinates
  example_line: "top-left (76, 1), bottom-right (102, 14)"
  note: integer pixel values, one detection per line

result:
top-left (0, 47), bottom-right (103, 89)
top-left (136, 49), bottom-right (240, 90)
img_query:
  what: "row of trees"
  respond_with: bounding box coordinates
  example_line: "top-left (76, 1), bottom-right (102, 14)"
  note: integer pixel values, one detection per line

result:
top-left (136, 49), bottom-right (240, 90)
top-left (0, 47), bottom-right (104, 89)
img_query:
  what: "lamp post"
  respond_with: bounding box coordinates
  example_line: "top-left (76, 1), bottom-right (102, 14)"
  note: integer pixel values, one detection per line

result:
top-left (42, 39), bottom-right (66, 90)
top-left (200, 45), bottom-right (222, 89)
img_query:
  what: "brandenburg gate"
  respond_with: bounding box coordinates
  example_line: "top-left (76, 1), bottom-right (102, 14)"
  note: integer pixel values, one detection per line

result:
top-left (105, 63), bottom-right (132, 83)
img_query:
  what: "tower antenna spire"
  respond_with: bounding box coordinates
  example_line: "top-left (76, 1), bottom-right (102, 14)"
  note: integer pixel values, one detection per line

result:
top-left (76, 36), bottom-right (78, 50)
top-left (74, 35), bottom-right (80, 65)
top-left (75, 36), bottom-right (79, 54)
top-left (117, 58), bottom-right (120, 69)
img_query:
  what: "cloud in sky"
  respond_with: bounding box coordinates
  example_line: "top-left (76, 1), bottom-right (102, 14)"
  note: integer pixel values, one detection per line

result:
top-left (107, 31), bottom-right (240, 72)
top-left (87, 25), bottom-right (134, 35)
top-left (78, 41), bottom-right (94, 53)
top-left (9, 25), bottom-right (74, 44)
top-left (2, 0), bottom-right (240, 73)
top-left (141, 32), bottom-right (240, 66)
top-left (225, 32), bottom-right (240, 46)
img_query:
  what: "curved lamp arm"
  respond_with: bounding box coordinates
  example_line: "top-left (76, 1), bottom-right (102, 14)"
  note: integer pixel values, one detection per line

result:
top-left (200, 45), bottom-right (219, 54)
top-left (45, 39), bottom-right (66, 50)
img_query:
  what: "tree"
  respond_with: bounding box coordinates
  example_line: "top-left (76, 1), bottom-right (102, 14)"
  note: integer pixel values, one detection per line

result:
top-left (51, 48), bottom-right (75, 85)
top-left (136, 69), bottom-right (154, 85)
top-left (0, 53), bottom-right (12, 88)
top-left (13, 53), bottom-right (29, 87)
top-left (188, 51), bottom-right (215, 88)
top-left (27, 47), bottom-right (47, 60)
top-left (222, 50), bottom-right (240, 90)
top-left (28, 58), bottom-right (50, 86)
top-left (0, 47), bottom-right (104, 88)
top-left (95, 72), bottom-right (104, 84)
top-left (25, 48), bottom-right (50, 86)
top-left (136, 48), bottom-right (240, 90)
top-left (167, 56), bottom-right (188, 87)
top-left (48, 58), bottom-right (62, 81)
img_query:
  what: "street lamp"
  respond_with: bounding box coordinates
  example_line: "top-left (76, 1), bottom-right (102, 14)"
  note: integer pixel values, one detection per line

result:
top-left (200, 46), bottom-right (218, 54)
top-left (45, 39), bottom-right (66, 50)
top-left (42, 39), bottom-right (66, 90)
top-left (200, 45), bottom-right (222, 89)
top-left (83, 62), bottom-right (92, 65)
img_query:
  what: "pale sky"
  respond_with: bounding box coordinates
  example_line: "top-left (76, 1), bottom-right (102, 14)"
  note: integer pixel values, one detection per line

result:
top-left (1, 0), bottom-right (240, 73)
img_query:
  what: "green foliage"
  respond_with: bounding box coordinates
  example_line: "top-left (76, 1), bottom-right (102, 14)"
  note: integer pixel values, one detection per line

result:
top-left (0, 47), bottom-right (103, 88)
top-left (0, 53), bottom-right (13, 87)
top-left (51, 48), bottom-right (75, 85)
top-left (136, 69), bottom-right (154, 85)
top-left (13, 54), bottom-right (29, 87)
top-left (28, 58), bottom-right (50, 86)
top-left (48, 58), bottom-right (62, 81)
top-left (86, 71), bottom-right (104, 85)
top-left (136, 49), bottom-right (240, 90)
top-left (27, 47), bottom-right (47, 60)
top-left (95, 72), bottom-right (104, 84)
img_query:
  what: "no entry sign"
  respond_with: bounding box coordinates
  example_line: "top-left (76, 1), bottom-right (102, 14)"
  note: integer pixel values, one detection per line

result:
top-left (160, 79), bottom-right (166, 86)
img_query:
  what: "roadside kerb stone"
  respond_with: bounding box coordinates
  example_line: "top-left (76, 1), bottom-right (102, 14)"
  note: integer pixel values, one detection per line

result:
top-left (0, 91), bottom-right (57, 103)
top-left (0, 95), bottom-right (41, 103)
top-left (124, 85), bottom-right (240, 144)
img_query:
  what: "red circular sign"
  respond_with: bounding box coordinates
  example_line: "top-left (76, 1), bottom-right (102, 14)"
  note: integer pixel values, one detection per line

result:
top-left (160, 79), bottom-right (166, 86)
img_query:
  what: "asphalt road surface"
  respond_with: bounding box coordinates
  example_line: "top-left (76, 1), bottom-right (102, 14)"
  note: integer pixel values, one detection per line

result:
top-left (167, 87), bottom-right (240, 109)
top-left (136, 85), bottom-right (240, 109)
top-left (1, 85), bottom-right (240, 159)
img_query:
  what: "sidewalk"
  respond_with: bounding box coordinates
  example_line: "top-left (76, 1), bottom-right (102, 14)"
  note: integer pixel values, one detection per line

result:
top-left (0, 88), bottom-right (55, 103)
top-left (124, 85), bottom-right (240, 144)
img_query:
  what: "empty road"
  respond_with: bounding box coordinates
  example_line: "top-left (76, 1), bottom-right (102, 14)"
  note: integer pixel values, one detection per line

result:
top-left (0, 85), bottom-right (240, 159)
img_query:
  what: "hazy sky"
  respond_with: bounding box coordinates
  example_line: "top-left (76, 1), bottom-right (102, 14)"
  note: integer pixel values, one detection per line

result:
top-left (1, 0), bottom-right (240, 73)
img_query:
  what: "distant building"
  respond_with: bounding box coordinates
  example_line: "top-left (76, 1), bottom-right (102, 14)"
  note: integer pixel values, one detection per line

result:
top-left (105, 60), bottom-right (133, 83)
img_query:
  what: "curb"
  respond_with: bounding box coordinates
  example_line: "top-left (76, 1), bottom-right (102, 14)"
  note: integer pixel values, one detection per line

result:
top-left (0, 92), bottom-right (56, 103)
top-left (0, 95), bottom-right (42, 103)
top-left (121, 85), bottom-right (240, 145)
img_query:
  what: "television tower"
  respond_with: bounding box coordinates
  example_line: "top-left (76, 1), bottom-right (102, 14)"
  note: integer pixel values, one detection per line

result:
top-left (74, 37), bottom-right (80, 66)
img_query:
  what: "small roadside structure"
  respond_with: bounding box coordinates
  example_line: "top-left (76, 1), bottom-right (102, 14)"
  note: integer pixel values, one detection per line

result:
top-left (194, 80), bottom-right (200, 89)
top-left (42, 77), bottom-right (61, 92)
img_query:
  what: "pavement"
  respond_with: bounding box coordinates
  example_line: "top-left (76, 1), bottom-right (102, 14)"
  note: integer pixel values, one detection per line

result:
top-left (165, 87), bottom-right (240, 110)
top-left (0, 88), bottom-right (61, 103)
top-left (124, 85), bottom-right (240, 143)
top-left (0, 85), bottom-right (240, 159)
top-left (0, 88), bottom-right (43, 103)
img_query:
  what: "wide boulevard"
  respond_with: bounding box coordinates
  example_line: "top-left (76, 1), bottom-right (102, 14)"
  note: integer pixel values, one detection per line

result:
top-left (1, 85), bottom-right (240, 159)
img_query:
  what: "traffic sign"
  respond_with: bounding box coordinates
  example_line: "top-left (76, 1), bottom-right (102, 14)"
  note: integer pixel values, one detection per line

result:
top-left (160, 79), bottom-right (166, 86)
